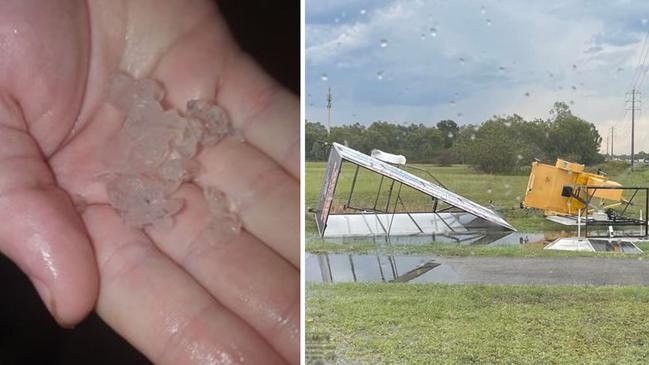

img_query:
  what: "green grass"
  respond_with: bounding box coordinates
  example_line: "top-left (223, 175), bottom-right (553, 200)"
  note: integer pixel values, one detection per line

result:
top-left (307, 283), bottom-right (649, 364)
top-left (305, 240), bottom-right (649, 258)
top-left (305, 161), bottom-right (649, 235)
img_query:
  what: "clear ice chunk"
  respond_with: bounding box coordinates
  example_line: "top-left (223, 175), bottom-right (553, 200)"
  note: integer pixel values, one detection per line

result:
top-left (203, 185), bottom-right (242, 236)
top-left (186, 99), bottom-right (231, 146)
top-left (105, 73), bottom-right (236, 230)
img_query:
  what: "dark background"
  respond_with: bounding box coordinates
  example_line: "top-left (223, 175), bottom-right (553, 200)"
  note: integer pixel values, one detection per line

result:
top-left (0, 1), bottom-right (299, 364)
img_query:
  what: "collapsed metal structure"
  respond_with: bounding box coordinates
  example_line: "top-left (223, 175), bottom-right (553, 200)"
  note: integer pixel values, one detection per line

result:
top-left (315, 143), bottom-right (515, 238)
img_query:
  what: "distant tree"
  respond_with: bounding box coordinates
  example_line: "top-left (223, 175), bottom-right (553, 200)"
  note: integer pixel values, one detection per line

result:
top-left (437, 120), bottom-right (459, 148)
top-left (305, 121), bottom-right (329, 160)
top-left (469, 116), bottom-right (526, 173)
top-left (546, 102), bottom-right (604, 165)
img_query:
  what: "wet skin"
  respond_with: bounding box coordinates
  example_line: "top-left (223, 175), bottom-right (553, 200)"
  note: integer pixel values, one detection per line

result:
top-left (0, 1), bottom-right (299, 364)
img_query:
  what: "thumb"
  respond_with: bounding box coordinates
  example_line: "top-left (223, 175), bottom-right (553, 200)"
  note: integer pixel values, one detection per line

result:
top-left (0, 95), bottom-right (98, 327)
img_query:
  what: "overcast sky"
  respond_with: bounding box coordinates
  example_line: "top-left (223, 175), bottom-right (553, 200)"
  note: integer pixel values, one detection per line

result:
top-left (305, 0), bottom-right (649, 154)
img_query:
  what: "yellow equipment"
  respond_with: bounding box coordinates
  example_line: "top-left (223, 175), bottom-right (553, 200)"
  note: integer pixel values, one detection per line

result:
top-left (523, 159), bottom-right (624, 217)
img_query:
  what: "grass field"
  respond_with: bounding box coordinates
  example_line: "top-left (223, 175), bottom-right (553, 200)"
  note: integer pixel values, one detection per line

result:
top-left (307, 283), bottom-right (649, 364)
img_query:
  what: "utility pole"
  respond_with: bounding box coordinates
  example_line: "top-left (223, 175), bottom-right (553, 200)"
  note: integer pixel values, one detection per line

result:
top-left (611, 127), bottom-right (615, 159)
top-left (626, 89), bottom-right (641, 170)
top-left (632, 88), bottom-right (636, 169)
top-left (326, 88), bottom-right (332, 135)
top-left (606, 135), bottom-right (609, 159)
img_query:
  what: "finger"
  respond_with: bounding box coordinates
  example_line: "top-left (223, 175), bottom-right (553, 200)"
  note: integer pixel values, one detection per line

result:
top-left (82, 204), bottom-right (287, 365)
top-left (150, 6), bottom-right (300, 178)
top-left (195, 138), bottom-right (300, 268)
top-left (217, 51), bottom-right (300, 179)
top-left (145, 184), bottom-right (300, 364)
top-left (0, 96), bottom-right (98, 326)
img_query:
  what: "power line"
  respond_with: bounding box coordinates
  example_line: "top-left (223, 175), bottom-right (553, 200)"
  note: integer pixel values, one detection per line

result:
top-left (631, 32), bottom-right (649, 89)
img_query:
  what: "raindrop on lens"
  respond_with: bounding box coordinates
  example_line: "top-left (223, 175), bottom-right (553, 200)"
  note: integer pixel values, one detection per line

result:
top-left (517, 154), bottom-right (523, 160)
top-left (498, 66), bottom-right (506, 72)
top-left (377, 71), bottom-right (384, 80)
top-left (430, 27), bottom-right (438, 37)
top-left (448, 132), bottom-right (454, 139)
top-left (470, 134), bottom-right (476, 140)
top-left (487, 189), bottom-right (492, 194)
top-left (321, 73), bottom-right (328, 81)
top-left (571, 85), bottom-right (577, 91)
top-left (459, 57), bottom-right (465, 65)
top-left (486, 19), bottom-right (492, 26)
top-left (524, 92), bottom-right (530, 97)
top-left (380, 39), bottom-right (388, 48)
top-left (643, 18), bottom-right (648, 25)
top-left (480, 6), bottom-right (486, 15)
top-left (360, 9), bottom-right (367, 15)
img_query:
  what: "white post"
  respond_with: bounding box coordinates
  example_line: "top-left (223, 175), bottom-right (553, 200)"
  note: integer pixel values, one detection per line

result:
top-left (577, 209), bottom-right (581, 238)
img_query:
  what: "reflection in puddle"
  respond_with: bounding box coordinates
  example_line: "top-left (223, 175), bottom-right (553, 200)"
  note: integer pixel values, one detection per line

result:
top-left (306, 253), bottom-right (461, 284)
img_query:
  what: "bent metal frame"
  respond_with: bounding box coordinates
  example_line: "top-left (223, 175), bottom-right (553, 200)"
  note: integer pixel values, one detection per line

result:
top-left (568, 185), bottom-right (649, 239)
top-left (314, 143), bottom-right (516, 238)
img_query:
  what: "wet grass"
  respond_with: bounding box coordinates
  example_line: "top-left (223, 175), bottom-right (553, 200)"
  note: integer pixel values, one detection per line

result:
top-left (306, 240), bottom-right (649, 258)
top-left (307, 283), bottom-right (649, 364)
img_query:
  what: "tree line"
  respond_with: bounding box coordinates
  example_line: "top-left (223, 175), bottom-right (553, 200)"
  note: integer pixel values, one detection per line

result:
top-left (306, 102), bottom-right (607, 173)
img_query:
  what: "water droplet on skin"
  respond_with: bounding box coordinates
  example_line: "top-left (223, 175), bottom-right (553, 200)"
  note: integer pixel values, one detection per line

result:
top-left (376, 71), bottom-right (384, 80)
top-left (321, 73), bottom-right (328, 81)
top-left (429, 27), bottom-right (438, 37)
top-left (380, 39), bottom-right (388, 48)
top-left (486, 19), bottom-right (492, 26)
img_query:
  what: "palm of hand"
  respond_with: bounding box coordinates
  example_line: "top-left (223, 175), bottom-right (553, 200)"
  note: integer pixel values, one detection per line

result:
top-left (0, 1), bottom-right (299, 364)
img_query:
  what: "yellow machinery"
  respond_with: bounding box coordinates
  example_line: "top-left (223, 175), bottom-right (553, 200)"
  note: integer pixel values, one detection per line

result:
top-left (522, 159), bottom-right (623, 217)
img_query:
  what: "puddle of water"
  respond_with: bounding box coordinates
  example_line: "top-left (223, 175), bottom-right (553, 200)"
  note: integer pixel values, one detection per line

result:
top-left (306, 253), bottom-right (461, 284)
